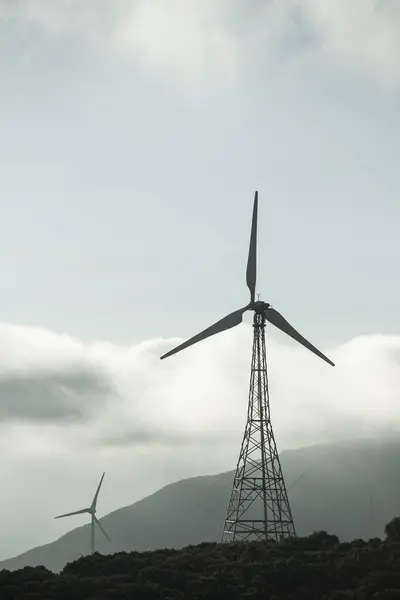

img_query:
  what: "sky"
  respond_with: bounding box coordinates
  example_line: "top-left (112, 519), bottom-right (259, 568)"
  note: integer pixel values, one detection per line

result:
top-left (0, 0), bottom-right (400, 560)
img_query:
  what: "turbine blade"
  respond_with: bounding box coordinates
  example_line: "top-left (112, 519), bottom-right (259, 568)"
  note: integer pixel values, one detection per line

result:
top-left (287, 472), bottom-right (306, 493)
top-left (94, 516), bottom-right (111, 542)
top-left (160, 307), bottom-right (247, 360)
top-left (246, 191), bottom-right (258, 302)
top-left (265, 308), bottom-right (335, 367)
top-left (55, 508), bottom-right (89, 519)
top-left (90, 472), bottom-right (105, 511)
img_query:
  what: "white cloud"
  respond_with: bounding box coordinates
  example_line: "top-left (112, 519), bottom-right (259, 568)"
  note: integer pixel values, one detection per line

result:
top-left (2, 0), bottom-right (400, 86)
top-left (114, 0), bottom-right (240, 85)
top-left (0, 321), bottom-right (399, 449)
top-left (300, 0), bottom-right (400, 85)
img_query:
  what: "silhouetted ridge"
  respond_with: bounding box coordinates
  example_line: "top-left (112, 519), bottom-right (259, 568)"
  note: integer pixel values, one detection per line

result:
top-left (2, 528), bottom-right (400, 599)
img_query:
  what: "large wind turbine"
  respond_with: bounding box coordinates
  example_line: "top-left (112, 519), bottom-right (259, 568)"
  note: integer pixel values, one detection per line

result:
top-left (55, 472), bottom-right (110, 554)
top-left (161, 191), bottom-right (334, 542)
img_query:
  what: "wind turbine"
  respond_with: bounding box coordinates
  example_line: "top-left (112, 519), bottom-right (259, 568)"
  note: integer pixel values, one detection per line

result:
top-left (161, 191), bottom-right (334, 542)
top-left (55, 472), bottom-right (110, 554)
top-left (287, 472), bottom-right (307, 493)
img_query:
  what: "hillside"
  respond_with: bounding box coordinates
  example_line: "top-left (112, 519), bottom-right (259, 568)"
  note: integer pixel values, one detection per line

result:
top-left (2, 533), bottom-right (400, 599)
top-left (1, 437), bottom-right (400, 573)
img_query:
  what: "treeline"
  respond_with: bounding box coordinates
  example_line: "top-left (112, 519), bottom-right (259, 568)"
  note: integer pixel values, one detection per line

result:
top-left (2, 517), bottom-right (400, 599)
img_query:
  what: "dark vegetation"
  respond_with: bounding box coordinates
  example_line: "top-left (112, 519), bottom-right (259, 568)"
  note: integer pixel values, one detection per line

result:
top-left (2, 518), bottom-right (400, 599)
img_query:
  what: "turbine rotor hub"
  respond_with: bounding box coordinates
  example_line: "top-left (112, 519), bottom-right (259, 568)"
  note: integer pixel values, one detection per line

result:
top-left (251, 300), bottom-right (270, 312)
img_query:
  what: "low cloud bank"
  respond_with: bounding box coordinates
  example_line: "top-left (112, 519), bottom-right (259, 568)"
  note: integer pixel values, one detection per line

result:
top-left (0, 322), bottom-right (399, 451)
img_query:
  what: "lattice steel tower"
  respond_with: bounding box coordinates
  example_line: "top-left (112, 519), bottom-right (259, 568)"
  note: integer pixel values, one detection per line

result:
top-left (220, 309), bottom-right (295, 542)
top-left (160, 191), bottom-right (335, 542)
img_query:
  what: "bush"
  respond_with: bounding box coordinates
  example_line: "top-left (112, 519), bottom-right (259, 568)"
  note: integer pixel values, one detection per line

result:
top-left (385, 517), bottom-right (400, 542)
top-left (1, 524), bottom-right (400, 599)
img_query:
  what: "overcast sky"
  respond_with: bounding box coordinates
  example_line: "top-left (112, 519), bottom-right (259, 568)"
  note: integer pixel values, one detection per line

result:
top-left (0, 0), bottom-right (400, 560)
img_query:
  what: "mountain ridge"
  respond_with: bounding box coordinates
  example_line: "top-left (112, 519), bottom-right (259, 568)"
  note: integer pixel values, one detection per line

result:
top-left (1, 436), bottom-right (399, 573)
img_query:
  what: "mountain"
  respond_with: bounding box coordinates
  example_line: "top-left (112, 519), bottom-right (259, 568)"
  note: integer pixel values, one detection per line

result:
top-left (1, 437), bottom-right (400, 573)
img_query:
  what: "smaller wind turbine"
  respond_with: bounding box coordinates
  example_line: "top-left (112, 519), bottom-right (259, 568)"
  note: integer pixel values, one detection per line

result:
top-left (55, 472), bottom-right (110, 554)
top-left (287, 472), bottom-right (306, 493)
